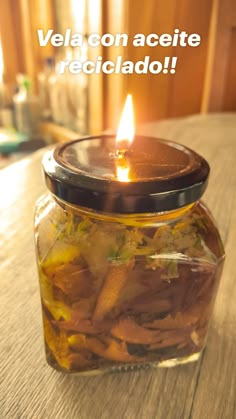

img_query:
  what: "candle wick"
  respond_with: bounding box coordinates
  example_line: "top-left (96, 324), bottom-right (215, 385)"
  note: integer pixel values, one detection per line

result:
top-left (116, 149), bottom-right (129, 159)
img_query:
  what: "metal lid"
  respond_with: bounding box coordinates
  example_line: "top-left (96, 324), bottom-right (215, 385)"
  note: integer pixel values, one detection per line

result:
top-left (42, 135), bottom-right (210, 214)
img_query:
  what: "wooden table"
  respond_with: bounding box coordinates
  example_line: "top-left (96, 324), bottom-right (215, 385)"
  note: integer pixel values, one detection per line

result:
top-left (1, 114), bottom-right (236, 419)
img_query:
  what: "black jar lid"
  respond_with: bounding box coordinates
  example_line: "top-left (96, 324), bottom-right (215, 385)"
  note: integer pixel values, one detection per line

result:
top-left (42, 135), bottom-right (210, 214)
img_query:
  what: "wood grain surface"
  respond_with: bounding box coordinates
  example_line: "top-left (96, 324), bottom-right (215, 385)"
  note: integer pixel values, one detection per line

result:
top-left (0, 114), bottom-right (235, 419)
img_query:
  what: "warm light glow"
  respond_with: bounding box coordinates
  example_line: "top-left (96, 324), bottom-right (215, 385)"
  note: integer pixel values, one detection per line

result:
top-left (71, 0), bottom-right (86, 33)
top-left (0, 132), bottom-right (8, 142)
top-left (116, 94), bottom-right (135, 150)
top-left (0, 38), bottom-right (4, 83)
top-left (81, 39), bottom-right (88, 62)
top-left (88, 0), bottom-right (100, 33)
top-left (116, 165), bottom-right (130, 182)
top-left (14, 88), bottom-right (27, 102)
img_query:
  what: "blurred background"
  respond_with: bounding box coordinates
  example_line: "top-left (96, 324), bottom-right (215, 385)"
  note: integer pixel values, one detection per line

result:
top-left (0, 0), bottom-right (235, 166)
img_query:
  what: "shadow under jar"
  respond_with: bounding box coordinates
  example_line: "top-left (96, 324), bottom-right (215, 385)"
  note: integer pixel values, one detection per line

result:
top-left (35, 135), bottom-right (225, 374)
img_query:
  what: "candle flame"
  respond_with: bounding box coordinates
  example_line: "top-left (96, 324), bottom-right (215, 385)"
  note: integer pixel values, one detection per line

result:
top-left (115, 94), bottom-right (134, 182)
top-left (116, 165), bottom-right (130, 182)
top-left (0, 38), bottom-right (4, 83)
top-left (116, 94), bottom-right (134, 150)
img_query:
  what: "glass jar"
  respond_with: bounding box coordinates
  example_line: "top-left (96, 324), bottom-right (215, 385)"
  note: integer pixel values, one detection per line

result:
top-left (35, 136), bottom-right (225, 374)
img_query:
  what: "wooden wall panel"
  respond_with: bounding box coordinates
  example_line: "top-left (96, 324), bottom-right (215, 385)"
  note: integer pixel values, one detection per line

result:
top-left (126, 0), bottom-right (178, 125)
top-left (201, 0), bottom-right (236, 112)
top-left (104, 0), bottom-right (213, 128)
top-left (8, 0), bottom-right (56, 91)
top-left (29, 0), bottom-right (56, 67)
top-left (168, 0), bottom-right (213, 117)
top-left (103, 0), bottom-right (128, 130)
top-left (87, 0), bottom-right (104, 133)
top-left (28, 0), bottom-right (56, 89)
top-left (223, 28), bottom-right (236, 111)
top-left (1, 0), bottom-right (54, 87)
top-left (0, 0), bottom-right (23, 83)
top-left (17, 0), bottom-right (36, 85)
top-left (3, 0), bottom-right (235, 131)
